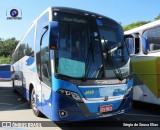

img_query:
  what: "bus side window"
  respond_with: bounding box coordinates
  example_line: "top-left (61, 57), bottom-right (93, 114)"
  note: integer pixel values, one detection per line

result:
top-left (143, 26), bottom-right (160, 51)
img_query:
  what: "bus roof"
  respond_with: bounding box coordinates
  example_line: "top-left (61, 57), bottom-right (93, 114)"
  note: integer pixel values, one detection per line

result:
top-left (124, 20), bottom-right (160, 35)
top-left (35, 7), bottom-right (119, 25)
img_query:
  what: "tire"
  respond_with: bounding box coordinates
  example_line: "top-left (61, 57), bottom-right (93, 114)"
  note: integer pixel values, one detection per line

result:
top-left (30, 88), bottom-right (42, 117)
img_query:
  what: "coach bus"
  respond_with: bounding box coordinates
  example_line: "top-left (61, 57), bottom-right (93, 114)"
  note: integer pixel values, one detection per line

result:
top-left (0, 64), bottom-right (11, 80)
top-left (125, 20), bottom-right (160, 105)
top-left (12, 7), bottom-right (133, 122)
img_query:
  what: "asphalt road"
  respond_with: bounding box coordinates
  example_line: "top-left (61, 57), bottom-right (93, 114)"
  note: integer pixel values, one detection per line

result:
top-left (0, 81), bottom-right (160, 130)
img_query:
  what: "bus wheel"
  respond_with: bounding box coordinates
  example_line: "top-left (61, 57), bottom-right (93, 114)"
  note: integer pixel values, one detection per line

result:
top-left (31, 88), bottom-right (42, 117)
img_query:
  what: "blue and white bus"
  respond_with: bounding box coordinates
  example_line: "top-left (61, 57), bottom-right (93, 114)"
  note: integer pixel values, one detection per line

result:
top-left (12, 7), bottom-right (133, 122)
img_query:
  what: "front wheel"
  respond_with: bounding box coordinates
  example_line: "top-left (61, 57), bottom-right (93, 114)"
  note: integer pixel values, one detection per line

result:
top-left (31, 88), bottom-right (42, 117)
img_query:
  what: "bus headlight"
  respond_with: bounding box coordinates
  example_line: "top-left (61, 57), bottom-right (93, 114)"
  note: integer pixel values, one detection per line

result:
top-left (57, 89), bottom-right (83, 102)
top-left (124, 87), bottom-right (133, 98)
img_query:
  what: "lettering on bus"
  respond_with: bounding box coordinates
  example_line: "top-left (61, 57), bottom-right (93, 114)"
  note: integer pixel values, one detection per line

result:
top-left (62, 17), bottom-right (86, 23)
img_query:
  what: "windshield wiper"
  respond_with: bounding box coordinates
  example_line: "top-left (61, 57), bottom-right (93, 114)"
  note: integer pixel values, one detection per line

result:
top-left (108, 46), bottom-right (118, 54)
top-left (91, 65), bottom-right (103, 78)
top-left (82, 42), bottom-right (95, 81)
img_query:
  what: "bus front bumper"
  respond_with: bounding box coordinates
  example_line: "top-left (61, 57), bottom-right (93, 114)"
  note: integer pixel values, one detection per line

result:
top-left (50, 90), bottom-right (133, 122)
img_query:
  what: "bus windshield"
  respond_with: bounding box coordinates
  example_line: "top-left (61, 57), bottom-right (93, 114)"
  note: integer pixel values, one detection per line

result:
top-left (98, 21), bottom-right (129, 70)
top-left (54, 12), bottom-right (129, 79)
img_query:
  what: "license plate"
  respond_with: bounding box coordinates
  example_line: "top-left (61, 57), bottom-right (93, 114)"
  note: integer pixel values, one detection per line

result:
top-left (99, 105), bottom-right (113, 113)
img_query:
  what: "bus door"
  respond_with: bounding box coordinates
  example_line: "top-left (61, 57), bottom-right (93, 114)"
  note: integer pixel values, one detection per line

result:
top-left (40, 28), bottom-right (52, 119)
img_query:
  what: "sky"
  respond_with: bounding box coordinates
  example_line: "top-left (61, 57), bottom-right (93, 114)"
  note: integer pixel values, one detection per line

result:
top-left (0, 0), bottom-right (160, 40)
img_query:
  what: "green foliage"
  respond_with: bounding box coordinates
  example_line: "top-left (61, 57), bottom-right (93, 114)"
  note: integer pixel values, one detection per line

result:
top-left (122, 13), bottom-right (160, 31)
top-left (0, 38), bottom-right (18, 64)
top-left (122, 21), bottom-right (151, 31)
top-left (0, 56), bottom-right (11, 64)
top-left (155, 14), bottom-right (160, 20)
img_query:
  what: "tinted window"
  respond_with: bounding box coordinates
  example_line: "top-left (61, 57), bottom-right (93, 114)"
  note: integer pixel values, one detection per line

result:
top-left (58, 21), bottom-right (88, 61)
top-left (36, 13), bottom-right (49, 78)
top-left (98, 20), bottom-right (129, 69)
top-left (41, 30), bottom-right (51, 86)
top-left (54, 12), bottom-right (103, 78)
top-left (12, 50), bottom-right (18, 64)
top-left (21, 26), bottom-right (35, 57)
top-left (12, 25), bottom-right (35, 64)
top-left (99, 28), bottom-right (117, 42)
top-left (143, 26), bottom-right (160, 51)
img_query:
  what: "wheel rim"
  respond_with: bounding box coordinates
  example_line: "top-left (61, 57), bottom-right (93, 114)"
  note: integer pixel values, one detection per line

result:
top-left (31, 90), bottom-right (38, 113)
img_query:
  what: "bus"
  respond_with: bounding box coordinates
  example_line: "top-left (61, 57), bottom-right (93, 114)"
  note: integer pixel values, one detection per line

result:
top-left (12, 7), bottom-right (133, 122)
top-left (0, 64), bottom-right (12, 80)
top-left (125, 20), bottom-right (160, 105)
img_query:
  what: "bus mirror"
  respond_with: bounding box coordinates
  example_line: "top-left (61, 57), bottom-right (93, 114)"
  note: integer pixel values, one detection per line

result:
top-left (102, 41), bottom-right (115, 53)
top-left (125, 38), bottom-right (135, 55)
top-left (48, 21), bottom-right (59, 50)
top-left (139, 36), bottom-right (149, 55)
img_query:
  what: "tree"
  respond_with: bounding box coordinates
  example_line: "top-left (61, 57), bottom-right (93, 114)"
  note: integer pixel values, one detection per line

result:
top-left (0, 38), bottom-right (19, 64)
top-left (122, 21), bottom-right (151, 31)
top-left (0, 38), bottom-right (18, 57)
top-left (155, 14), bottom-right (160, 20)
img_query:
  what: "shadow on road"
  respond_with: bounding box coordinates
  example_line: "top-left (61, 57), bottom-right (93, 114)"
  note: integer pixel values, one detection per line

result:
top-left (54, 101), bottom-right (160, 130)
top-left (0, 85), bottom-right (30, 111)
top-left (54, 119), bottom-right (160, 130)
top-left (132, 101), bottom-right (160, 115)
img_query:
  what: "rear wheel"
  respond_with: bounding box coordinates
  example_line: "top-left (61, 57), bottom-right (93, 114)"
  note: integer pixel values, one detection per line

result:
top-left (31, 88), bottom-right (42, 117)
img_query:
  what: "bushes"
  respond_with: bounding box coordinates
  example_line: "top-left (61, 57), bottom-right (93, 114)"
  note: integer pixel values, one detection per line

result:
top-left (122, 21), bottom-right (151, 31)
top-left (0, 56), bottom-right (11, 64)
top-left (0, 38), bottom-right (18, 64)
